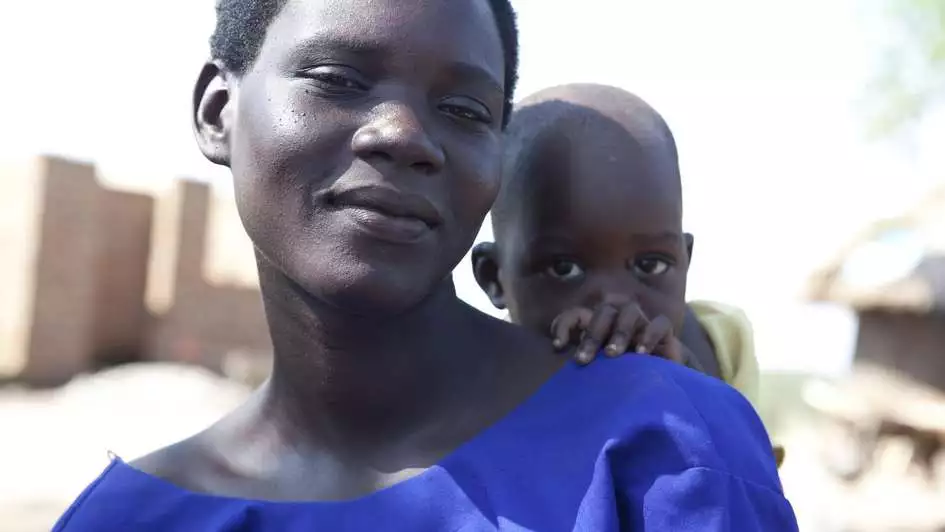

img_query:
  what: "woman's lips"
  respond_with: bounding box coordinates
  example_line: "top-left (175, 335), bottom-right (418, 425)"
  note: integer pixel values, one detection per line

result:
top-left (325, 186), bottom-right (443, 244)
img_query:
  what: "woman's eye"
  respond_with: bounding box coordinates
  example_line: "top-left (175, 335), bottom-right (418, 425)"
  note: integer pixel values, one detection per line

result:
top-left (545, 260), bottom-right (585, 281)
top-left (303, 67), bottom-right (367, 92)
top-left (633, 257), bottom-right (671, 276)
top-left (312, 73), bottom-right (362, 89)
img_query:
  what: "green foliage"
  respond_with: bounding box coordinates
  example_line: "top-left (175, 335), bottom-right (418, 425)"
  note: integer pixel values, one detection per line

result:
top-left (867, 0), bottom-right (945, 137)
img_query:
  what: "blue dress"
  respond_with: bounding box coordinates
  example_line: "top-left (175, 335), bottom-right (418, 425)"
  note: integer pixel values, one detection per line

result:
top-left (54, 356), bottom-right (797, 531)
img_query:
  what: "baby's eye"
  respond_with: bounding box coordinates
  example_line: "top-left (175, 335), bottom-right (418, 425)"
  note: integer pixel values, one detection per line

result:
top-left (633, 257), bottom-right (671, 276)
top-left (545, 259), bottom-right (585, 281)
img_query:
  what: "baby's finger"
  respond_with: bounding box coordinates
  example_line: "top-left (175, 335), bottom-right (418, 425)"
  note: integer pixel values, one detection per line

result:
top-left (605, 303), bottom-right (646, 357)
top-left (575, 304), bottom-right (619, 364)
top-left (636, 315), bottom-right (674, 357)
top-left (773, 445), bottom-right (786, 468)
top-left (660, 337), bottom-right (685, 364)
top-left (550, 308), bottom-right (593, 350)
top-left (676, 341), bottom-right (703, 370)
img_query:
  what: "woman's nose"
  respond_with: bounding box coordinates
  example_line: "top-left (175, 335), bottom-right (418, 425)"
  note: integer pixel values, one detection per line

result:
top-left (351, 101), bottom-right (446, 174)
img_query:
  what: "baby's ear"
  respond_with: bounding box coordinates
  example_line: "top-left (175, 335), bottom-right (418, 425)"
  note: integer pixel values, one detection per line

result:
top-left (471, 242), bottom-right (506, 309)
top-left (684, 233), bottom-right (694, 261)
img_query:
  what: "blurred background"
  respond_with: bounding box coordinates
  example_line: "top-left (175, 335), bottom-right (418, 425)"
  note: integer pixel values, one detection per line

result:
top-left (1, 0), bottom-right (944, 529)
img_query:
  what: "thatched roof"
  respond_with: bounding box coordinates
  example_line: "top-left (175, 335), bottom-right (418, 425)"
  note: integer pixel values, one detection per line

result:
top-left (806, 186), bottom-right (945, 314)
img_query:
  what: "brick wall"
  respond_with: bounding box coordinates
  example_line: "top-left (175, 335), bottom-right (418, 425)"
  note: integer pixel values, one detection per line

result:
top-left (0, 156), bottom-right (272, 385)
top-left (0, 157), bottom-right (45, 379)
top-left (24, 157), bottom-right (104, 384)
top-left (91, 189), bottom-right (154, 366)
top-left (145, 179), bottom-right (271, 375)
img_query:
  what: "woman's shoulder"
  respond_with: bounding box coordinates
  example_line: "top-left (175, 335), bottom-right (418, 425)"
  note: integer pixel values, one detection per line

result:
top-left (574, 357), bottom-right (795, 529)
top-left (569, 354), bottom-right (752, 417)
top-left (53, 439), bottom-right (226, 531)
top-left (53, 456), bottom-right (195, 531)
top-left (563, 356), bottom-right (778, 484)
top-left (54, 446), bottom-right (293, 531)
top-left (129, 438), bottom-right (207, 489)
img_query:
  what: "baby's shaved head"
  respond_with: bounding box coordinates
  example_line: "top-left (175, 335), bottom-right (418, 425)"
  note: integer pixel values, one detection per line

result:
top-left (493, 84), bottom-right (681, 240)
top-left (515, 83), bottom-right (678, 153)
top-left (475, 84), bottom-right (691, 340)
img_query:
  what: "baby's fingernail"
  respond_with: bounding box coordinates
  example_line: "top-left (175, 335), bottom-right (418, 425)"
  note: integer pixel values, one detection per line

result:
top-left (552, 339), bottom-right (563, 349)
top-left (577, 350), bottom-right (593, 364)
top-left (635, 345), bottom-right (647, 354)
top-left (606, 345), bottom-right (619, 356)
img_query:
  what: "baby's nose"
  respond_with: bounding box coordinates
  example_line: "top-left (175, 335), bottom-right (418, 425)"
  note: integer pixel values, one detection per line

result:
top-left (599, 292), bottom-right (633, 307)
top-left (585, 274), bottom-right (640, 308)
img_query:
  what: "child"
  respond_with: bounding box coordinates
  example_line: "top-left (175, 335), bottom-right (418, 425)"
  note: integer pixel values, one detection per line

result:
top-left (472, 83), bottom-right (774, 453)
top-left (55, 2), bottom-right (794, 530)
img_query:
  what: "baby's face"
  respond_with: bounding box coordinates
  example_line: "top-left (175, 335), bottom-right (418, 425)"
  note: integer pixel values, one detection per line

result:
top-left (498, 128), bottom-right (689, 337)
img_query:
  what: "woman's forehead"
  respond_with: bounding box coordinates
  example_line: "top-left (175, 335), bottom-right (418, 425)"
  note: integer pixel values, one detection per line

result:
top-left (257, 0), bottom-right (504, 84)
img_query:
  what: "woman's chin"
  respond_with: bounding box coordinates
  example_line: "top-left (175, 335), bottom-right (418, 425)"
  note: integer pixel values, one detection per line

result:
top-left (296, 268), bottom-right (443, 318)
top-left (257, 239), bottom-right (453, 319)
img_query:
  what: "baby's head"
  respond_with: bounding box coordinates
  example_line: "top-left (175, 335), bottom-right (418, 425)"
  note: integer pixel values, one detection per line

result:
top-left (473, 83), bottom-right (692, 336)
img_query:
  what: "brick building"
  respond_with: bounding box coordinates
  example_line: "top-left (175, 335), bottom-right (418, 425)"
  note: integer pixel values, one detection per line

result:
top-left (0, 156), bottom-right (270, 386)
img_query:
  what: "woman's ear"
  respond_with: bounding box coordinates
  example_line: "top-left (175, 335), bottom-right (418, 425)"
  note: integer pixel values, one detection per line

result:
top-left (193, 60), bottom-right (236, 166)
top-left (684, 233), bottom-right (694, 262)
top-left (471, 242), bottom-right (507, 309)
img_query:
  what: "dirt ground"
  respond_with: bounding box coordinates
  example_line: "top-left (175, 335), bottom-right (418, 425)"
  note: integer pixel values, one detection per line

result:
top-left (2, 366), bottom-right (944, 531)
top-left (0, 364), bottom-right (250, 531)
top-left (763, 373), bottom-right (945, 532)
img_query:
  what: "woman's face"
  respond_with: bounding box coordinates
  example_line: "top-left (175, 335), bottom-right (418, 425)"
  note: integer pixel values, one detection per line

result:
top-left (203, 0), bottom-right (506, 315)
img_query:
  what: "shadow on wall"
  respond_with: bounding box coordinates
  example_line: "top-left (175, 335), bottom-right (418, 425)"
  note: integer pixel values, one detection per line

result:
top-left (0, 156), bottom-right (271, 387)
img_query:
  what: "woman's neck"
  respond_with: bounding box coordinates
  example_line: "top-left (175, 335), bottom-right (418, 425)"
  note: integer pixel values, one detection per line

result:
top-left (254, 258), bottom-right (495, 453)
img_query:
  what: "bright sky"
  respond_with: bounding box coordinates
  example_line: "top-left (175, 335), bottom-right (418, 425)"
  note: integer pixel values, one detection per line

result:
top-left (2, 0), bottom-right (942, 373)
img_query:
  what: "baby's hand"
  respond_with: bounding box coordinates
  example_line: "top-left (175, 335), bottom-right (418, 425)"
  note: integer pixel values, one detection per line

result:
top-left (550, 303), bottom-right (684, 365)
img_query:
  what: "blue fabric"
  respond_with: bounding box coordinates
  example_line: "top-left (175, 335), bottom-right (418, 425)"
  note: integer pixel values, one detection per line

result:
top-left (54, 356), bottom-right (797, 531)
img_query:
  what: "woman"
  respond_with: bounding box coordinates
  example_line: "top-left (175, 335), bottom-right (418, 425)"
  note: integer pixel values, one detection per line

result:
top-left (54, 0), bottom-right (796, 529)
